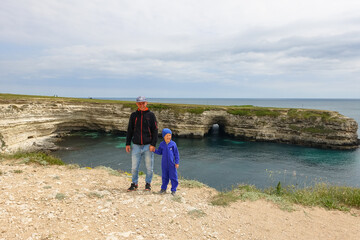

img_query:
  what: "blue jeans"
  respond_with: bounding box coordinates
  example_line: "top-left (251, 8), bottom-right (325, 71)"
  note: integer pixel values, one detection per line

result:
top-left (131, 144), bottom-right (154, 184)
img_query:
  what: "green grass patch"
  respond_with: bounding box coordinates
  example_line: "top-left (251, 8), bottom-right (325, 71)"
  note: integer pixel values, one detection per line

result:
top-left (55, 193), bottom-right (66, 200)
top-left (211, 191), bottom-right (241, 206)
top-left (185, 107), bottom-right (207, 114)
top-left (227, 109), bottom-right (252, 116)
top-left (179, 178), bottom-right (206, 188)
top-left (148, 103), bottom-right (170, 111)
top-left (5, 152), bottom-right (65, 166)
top-left (188, 209), bottom-right (207, 219)
top-left (279, 184), bottom-right (360, 210)
top-left (121, 103), bottom-right (138, 110)
top-left (171, 195), bottom-right (182, 203)
top-left (229, 105), bottom-right (254, 108)
top-left (227, 107), bottom-right (281, 117)
top-left (66, 164), bottom-right (80, 169)
top-left (211, 182), bottom-right (360, 211)
top-left (87, 192), bottom-right (104, 199)
top-left (287, 109), bottom-right (335, 122)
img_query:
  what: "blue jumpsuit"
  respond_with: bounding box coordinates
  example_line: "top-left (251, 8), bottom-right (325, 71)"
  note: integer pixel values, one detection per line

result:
top-left (154, 140), bottom-right (180, 192)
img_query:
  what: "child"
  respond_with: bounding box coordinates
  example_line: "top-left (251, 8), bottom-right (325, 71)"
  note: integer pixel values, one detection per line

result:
top-left (153, 128), bottom-right (180, 195)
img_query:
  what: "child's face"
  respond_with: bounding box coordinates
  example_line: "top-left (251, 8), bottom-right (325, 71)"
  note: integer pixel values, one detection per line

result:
top-left (164, 133), bottom-right (171, 144)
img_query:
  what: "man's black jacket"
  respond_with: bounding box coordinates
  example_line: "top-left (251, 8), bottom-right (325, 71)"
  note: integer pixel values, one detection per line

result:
top-left (126, 109), bottom-right (158, 146)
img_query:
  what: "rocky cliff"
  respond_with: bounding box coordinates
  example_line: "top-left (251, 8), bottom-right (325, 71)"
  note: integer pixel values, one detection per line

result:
top-left (0, 94), bottom-right (358, 153)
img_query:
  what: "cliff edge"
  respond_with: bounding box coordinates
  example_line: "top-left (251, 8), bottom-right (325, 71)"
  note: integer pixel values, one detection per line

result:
top-left (0, 94), bottom-right (358, 153)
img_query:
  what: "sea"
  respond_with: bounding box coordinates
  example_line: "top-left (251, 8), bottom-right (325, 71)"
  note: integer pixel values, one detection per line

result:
top-left (53, 98), bottom-right (360, 190)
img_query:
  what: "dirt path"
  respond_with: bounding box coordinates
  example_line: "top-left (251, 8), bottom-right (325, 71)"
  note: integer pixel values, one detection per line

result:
top-left (1, 161), bottom-right (359, 240)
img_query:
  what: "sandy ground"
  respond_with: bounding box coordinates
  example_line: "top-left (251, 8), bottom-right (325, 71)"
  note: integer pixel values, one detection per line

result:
top-left (0, 160), bottom-right (359, 240)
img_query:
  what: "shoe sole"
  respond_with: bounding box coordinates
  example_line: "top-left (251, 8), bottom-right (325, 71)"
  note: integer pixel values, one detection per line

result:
top-left (127, 189), bottom-right (138, 192)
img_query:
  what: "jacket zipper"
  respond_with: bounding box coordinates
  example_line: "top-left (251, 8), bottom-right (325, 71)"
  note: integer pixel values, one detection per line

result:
top-left (148, 127), bottom-right (152, 138)
top-left (141, 112), bottom-right (143, 145)
top-left (134, 117), bottom-right (137, 132)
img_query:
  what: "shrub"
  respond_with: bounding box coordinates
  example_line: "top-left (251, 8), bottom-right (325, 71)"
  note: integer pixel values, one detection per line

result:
top-left (87, 192), bottom-right (103, 199)
top-left (211, 182), bottom-right (360, 211)
top-left (179, 178), bottom-right (206, 188)
top-left (287, 109), bottom-right (334, 122)
top-left (211, 191), bottom-right (240, 206)
top-left (55, 193), bottom-right (66, 200)
top-left (171, 195), bottom-right (182, 203)
top-left (11, 152), bottom-right (64, 166)
top-left (227, 108), bottom-right (280, 117)
top-left (284, 183), bottom-right (360, 210)
top-left (149, 104), bottom-right (170, 110)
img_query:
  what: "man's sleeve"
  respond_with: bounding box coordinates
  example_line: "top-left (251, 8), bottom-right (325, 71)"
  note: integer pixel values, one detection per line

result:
top-left (126, 113), bottom-right (134, 146)
top-left (150, 113), bottom-right (158, 147)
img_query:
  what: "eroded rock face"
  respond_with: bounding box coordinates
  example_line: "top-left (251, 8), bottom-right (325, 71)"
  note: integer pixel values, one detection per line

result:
top-left (0, 98), bottom-right (358, 153)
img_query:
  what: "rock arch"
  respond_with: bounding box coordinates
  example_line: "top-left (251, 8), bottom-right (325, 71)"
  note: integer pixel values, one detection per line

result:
top-left (206, 115), bottom-right (228, 136)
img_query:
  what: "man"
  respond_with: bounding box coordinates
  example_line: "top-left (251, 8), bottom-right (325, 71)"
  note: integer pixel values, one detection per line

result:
top-left (125, 96), bottom-right (158, 191)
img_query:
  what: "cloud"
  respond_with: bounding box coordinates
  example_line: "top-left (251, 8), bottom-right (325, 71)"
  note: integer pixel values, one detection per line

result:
top-left (1, 0), bottom-right (360, 97)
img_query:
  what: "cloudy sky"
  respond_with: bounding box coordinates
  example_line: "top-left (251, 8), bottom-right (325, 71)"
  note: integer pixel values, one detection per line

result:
top-left (1, 0), bottom-right (360, 98)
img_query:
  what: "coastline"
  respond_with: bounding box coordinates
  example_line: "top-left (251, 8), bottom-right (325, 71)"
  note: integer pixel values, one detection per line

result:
top-left (1, 159), bottom-right (359, 240)
top-left (1, 93), bottom-right (358, 154)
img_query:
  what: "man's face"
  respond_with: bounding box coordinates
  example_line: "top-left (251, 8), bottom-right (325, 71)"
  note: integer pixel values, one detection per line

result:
top-left (136, 101), bottom-right (148, 111)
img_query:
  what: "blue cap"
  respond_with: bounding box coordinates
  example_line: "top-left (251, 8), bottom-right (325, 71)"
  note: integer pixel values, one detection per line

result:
top-left (162, 128), bottom-right (172, 138)
top-left (136, 96), bottom-right (147, 102)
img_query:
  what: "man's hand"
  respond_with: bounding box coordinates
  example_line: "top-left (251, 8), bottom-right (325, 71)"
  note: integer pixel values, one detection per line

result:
top-left (126, 145), bottom-right (131, 153)
top-left (149, 145), bottom-right (155, 152)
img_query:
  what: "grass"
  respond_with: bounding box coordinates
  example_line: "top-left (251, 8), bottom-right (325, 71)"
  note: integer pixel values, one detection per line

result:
top-left (226, 107), bottom-right (282, 117)
top-left (210, 191), bottom-right (241, 206)
top-left (1, 93), bottom-right (347, 124)
top-left (87, 192), bottom-right (104, 199)
top-left (287, 109), bottom-right (340, 122)
top-left (277, 183), bottom-right (360, 210)
top-left (150, 103), bottom-right (213, 114)
top-left (55, 193), bottom-right (66, 200)
top-left (171, 195), bottom-right (182, 203)
top-left (179, 177), bottom-right (206, 188)
top-left (2, 152), bottom-right (65, 166)
top-left (188, 209), bottom-right (207, 219)
top-left (211, 182), bottom-right (360, 211)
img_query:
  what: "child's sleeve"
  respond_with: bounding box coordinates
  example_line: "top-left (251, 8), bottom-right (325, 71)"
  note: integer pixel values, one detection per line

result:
top-left (154, 143), bottom-right (163, 155)
top-left (174, 144), bottom-right (180, 164)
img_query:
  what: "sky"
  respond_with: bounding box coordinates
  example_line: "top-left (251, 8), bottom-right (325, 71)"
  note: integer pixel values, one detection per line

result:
top-left (1, 0), bottom-right (360, 98)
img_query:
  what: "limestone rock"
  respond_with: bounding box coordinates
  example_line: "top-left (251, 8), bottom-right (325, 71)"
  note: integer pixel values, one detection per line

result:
top-left (0, 97), bottom-right (358, 153)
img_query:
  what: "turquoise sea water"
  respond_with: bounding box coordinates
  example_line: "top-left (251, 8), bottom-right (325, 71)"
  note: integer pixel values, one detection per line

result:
top-left (54, 99), bottom-right (360, 190)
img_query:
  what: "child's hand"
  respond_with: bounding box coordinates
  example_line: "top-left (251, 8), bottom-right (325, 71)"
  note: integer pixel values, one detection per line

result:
top-left (149, 146), bottom-right (155, 152)
top-left (175, 164), bottom-right (179, 169)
